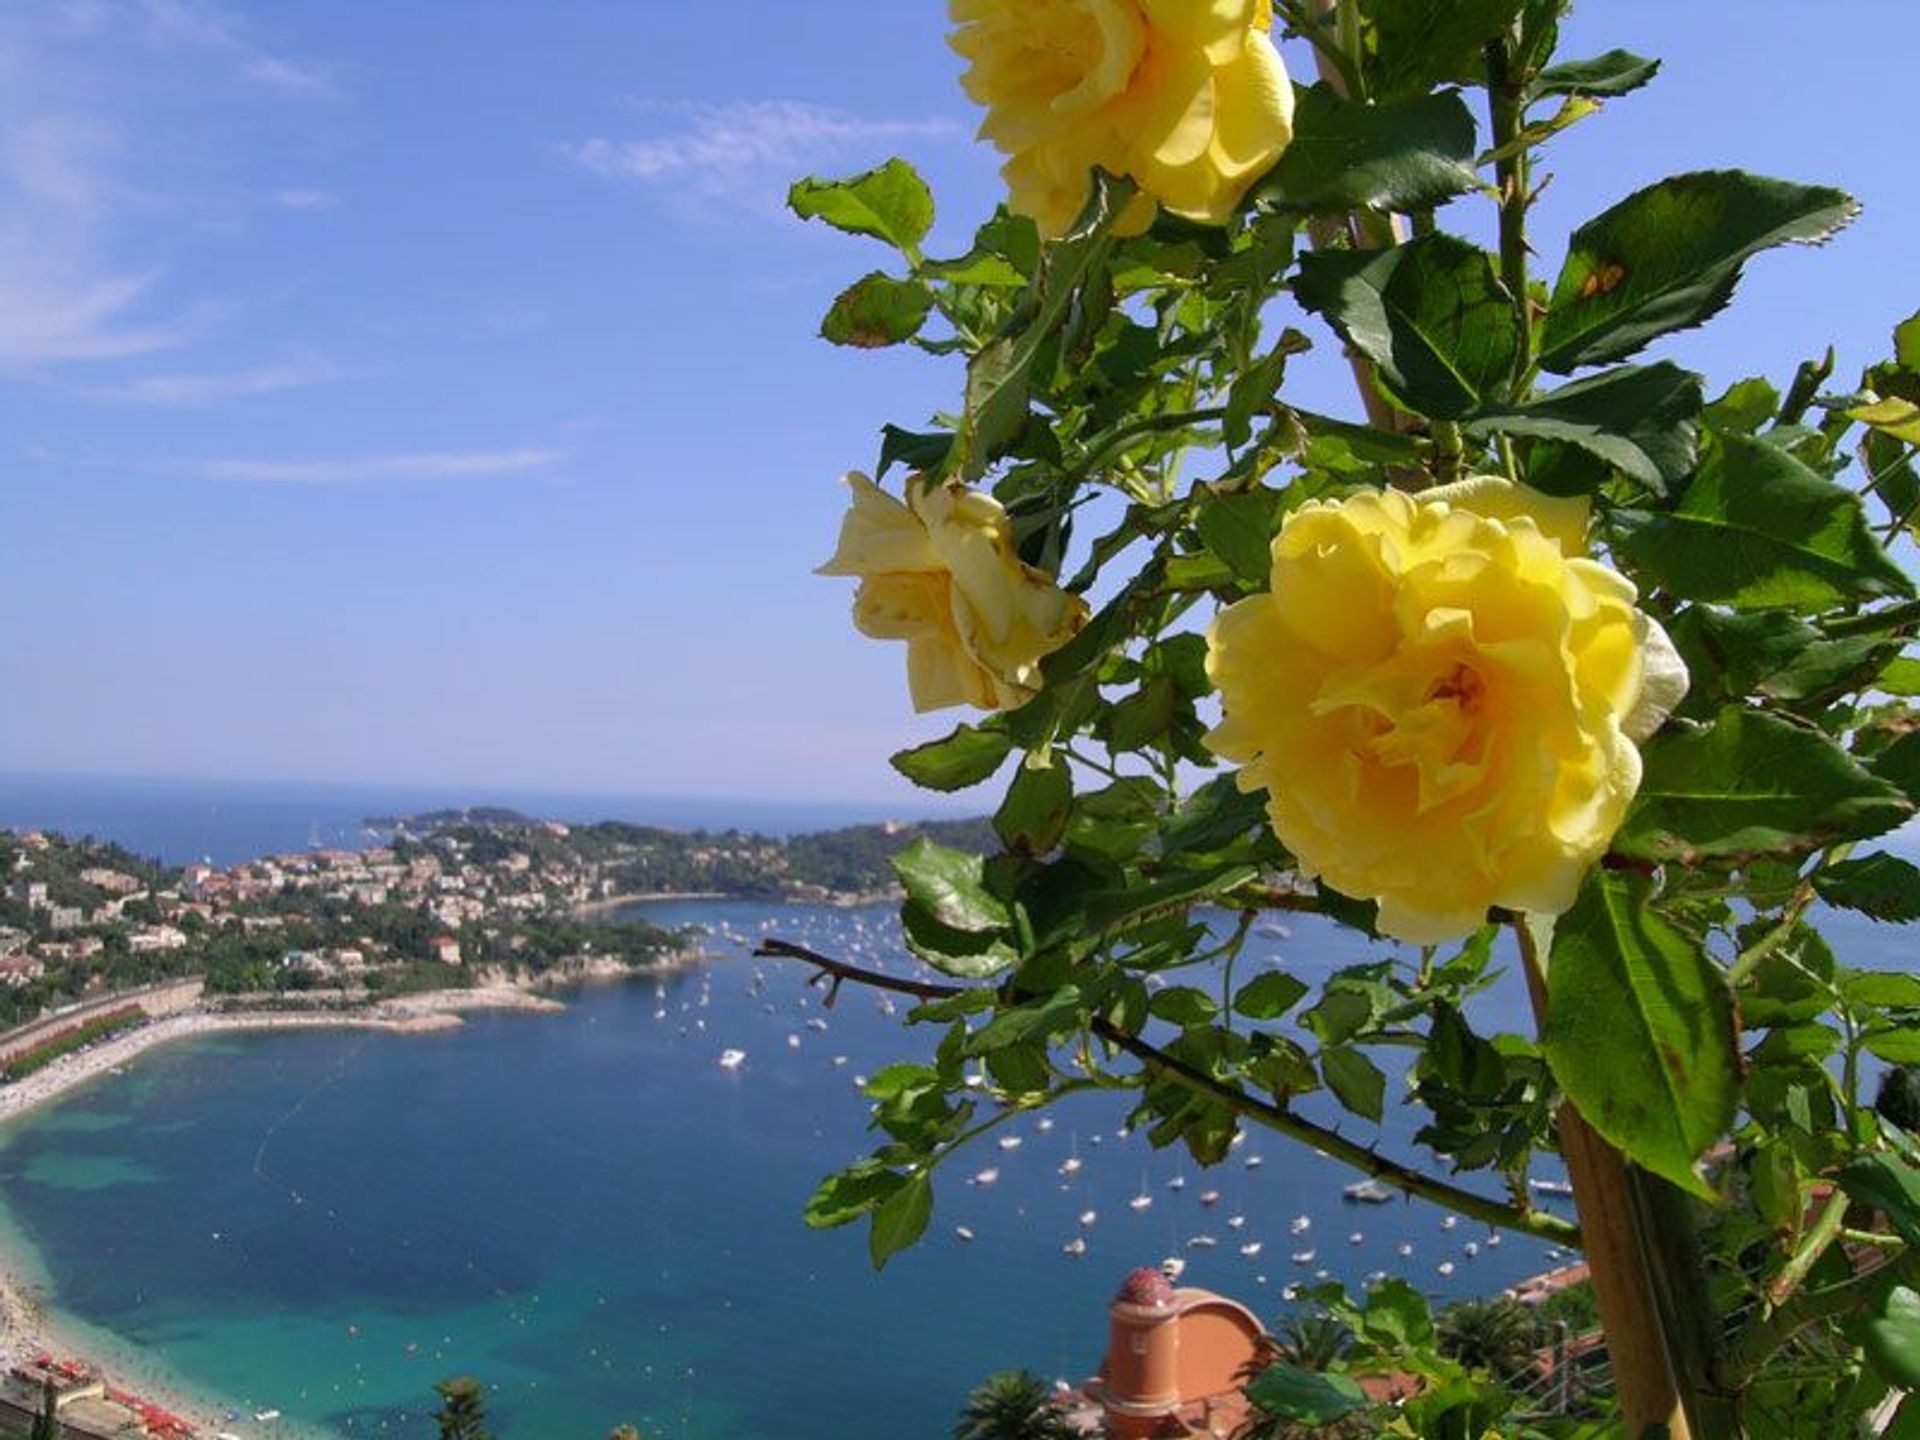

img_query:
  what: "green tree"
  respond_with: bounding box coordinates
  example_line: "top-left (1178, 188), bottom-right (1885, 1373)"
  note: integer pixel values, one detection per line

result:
top-left (1435, 1299), bottom-right (1540, 1387)
top-left (1270, 1313), bottom-right (1353, 1373)
top-left (950, 1369), bottom-right (1072, 1440)
top-left (432, 1376), bottom-right (491, 1440)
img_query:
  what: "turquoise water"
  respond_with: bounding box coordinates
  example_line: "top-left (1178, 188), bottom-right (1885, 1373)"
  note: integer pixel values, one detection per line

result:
top-left (0, 898), bottom-right (1908, 1438)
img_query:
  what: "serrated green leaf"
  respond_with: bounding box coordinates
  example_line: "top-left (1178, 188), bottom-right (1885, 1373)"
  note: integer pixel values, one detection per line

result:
top-left (1322, 1046), bottom-right (1387, 1122)
top-left (893, 838), bottom-right (1008, 933)
top-left (875, 424), bottom-right (954, 481)
top-left (994, 759), bottom-right (1073, 854)
top-left (890, 724), bottom-right (1012, 792)
top-left (1149, 986), bottom-right (1218, 1027)
top-left (1160, 776), bottom-right (1270, 855)
top-left (868, 1170), bottom-right (932, 1267)
top-left (1544, 870), bottom-right (1739, 1198)
top-left (1244, 1363), bottom-right (1369, 1425)
top-left (1531, 50), bottom-right (1661, 100)
top-left (1196, 489), bottom-right (1277, 586)
top-left (1866, 1029), bottom-right (1920, 1064)
top-left (1611, 432), bottom-right (1912, 610)
top-left (1294, 234), bottom-right (1518, 418)
top-left (820, 271), bottom-right (932, 348)
top-left (1370, 0), bottom-right (1524, 100)
top-left (789, 159), bottom-right (933, 252)
top-left (1618, 707), bottom-right (1912, 863)
top-left (806, 1162), bottom-right (905, 1230)
top-left (1235, 971), bottom-right (1310, 1021)
top-left (901, 903), bottom-right (1017, 980)
top-left (1465, 362), bottom-right (1701, 492)
top-left (1541, 171), bottom-right (1858, 373)
top-left (1816, 854), bottom-right (1920, 923)
top-left (1874, 732), bottom-right (1920, 803)
top-left (1845, 969), bottom-right (1920, 1009)
top-left (1252, 85), bottom-right (1480, 216)
top-left (961, 986), bottom-right (1085, 1056)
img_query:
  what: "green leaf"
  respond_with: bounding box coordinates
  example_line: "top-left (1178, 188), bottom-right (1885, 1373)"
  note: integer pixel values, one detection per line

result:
top-left (1611, 432), bottom-right (1912, 610)
top-left (900, 903), bottom-right (1017, 979)
top-left (1866, 1028), bottom-right (1920, 1064)
top-left (1465, 362), bottom-right (1701, 493)
top-left (1244, 1363), bottom-right (1369, 1425)
top-left (1196, 489), bottom-right (1277, 586)
top-left (1838, 1155), bottom-right (1920, 1248)
top-left (893, 838), bottom-right (1008, 933)
top-left (1866, 1287), bottom-right (1920, 1390)
top-left (1816, 853), bottom-right (1920, 923)
top-left (1618, 708), bottom-right (1912, 863)
top-left (868, 1170), bottom-right (932, 1268)
top-left (889, 724), bottom-right (1011, 792)
top-left (1369, 0), bottom-right (1523, 101)
top-left (961, 986), bottom-right (1085, 1056)
top-left (788, 159), bottom-right (933, 252)
top-left (1293, 234), bottom-right (1518, 418)
top-left (1252, 85), bottom-right (1480, 216)
top-left (1530, 50), bottom-right (1661, 101)
top-left (1843, 969), bottom-right (1920, 1010)
top-left (875, 424), bottom-right (953, 481)
top-left (1544, 870), bottom-right (1739, 1198)
top-left (993, 760), bottom-right (1073, 855)
top-left (1322, 1047), bottom-right (1387, 1123)
top-left (1540, 171), bottom-right (1859, 373)
top-left (1080, 863), bottom-right (1259, 936)
top-left (806, 1162), bottom-right (905, 1230)
top-left (1874, 731), bottom-right (1920, 804)
top-left (1149, 986), bottom-right (1218, 1027)
top-left (820, 272), bottom-right (932, 348)
top-left (1160, 777), bottom-right (1269, 856)
top-left (1235, 971), bottom-right (1310, 1021)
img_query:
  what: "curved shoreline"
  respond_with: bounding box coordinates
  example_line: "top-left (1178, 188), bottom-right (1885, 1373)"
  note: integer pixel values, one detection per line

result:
top-left (0, 982), bottom-right (630, 1439)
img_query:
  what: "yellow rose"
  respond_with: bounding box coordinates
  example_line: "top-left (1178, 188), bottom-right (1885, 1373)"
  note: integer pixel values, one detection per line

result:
top-left (818, 473), bottom-right (1090, 713)
top-left (1204, 478), bottom-right (1689, 944)
top-left (950, 0), bottom-right (1294, 237)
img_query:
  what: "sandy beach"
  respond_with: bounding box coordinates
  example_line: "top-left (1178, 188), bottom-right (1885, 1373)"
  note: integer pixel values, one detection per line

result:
top-left (0, 983), bottom-right (598, 1439)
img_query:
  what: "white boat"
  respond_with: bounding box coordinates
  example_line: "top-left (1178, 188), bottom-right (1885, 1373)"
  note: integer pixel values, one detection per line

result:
top-left (718, 1049), bottom-right (746, 1070)
top-left (786, 1034), bottom-right (800, 1049)
top-left (1396, 1242), bottom-right (1414, 1257)
top-left (1437, 1261), bottom-right (1456, 1276)
top-left (1288, 1215), bottom-right (1311, 1235)
top-left (1245, 1155), bottom-right (1263, 1170)
top-left (1059, 1156), bottom-right (1083, 1175)
top-left (1035, 1117), bottom-right (1054, 1133)
top-left (1441, 1215), bottom-right (1460, 1231)
top-left (1530, 1178), bottom-right (1575, 1197)
top-left (1348, 1232), bottom-right (1365, 1245)
top-left (955, 1226), bottom-right (976, 1242)
top-left (1166, 1174), bottom-right (1186, 1191)
top-left (1343, 1180), bottom-right (1393, 1204)
top-left (1227, 1215), bottom-right (1246, 1230)
top-left (1239, 1241), bottom-right (1263, 1257)
top-left (972, 1167), bottom-right (1000, 1186)
top-left (1199, 1190), bottom-right (1221, 1207)
top-left (1187, 1234), bottom-right (1218, 1249)
top-left (1290, 1249), bottom-right (1316, 1265)
top-left (1463, 1242), bottom-right (1480, 1257)
top-left (256, 1412), bottom-right (282, 1423)
top-left (997, 1135), bottom-right (1023, 1151)
top-left (1129, 1193), bottom-right (1153, 1212)
top-left (1486, 1233), bottom-right (1502, 1248)
top-left (805, 1018), bottom-right (828, 1033)
top-left (1079, 1209), bottom-right (1098, 1226)
top-left (1160, 1256), bottom-right (1186, 1280)
top-left (1063, 1237), bottom-right (1087, 1257)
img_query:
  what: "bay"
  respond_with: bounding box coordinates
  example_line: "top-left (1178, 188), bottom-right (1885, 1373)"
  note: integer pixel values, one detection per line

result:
top-left (0, 899), bottom-right (1570, 1439)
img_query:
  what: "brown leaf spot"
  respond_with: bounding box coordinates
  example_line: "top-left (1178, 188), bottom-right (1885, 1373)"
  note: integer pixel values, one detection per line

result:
top-left (1578, 262), bottom-right (1628, 299)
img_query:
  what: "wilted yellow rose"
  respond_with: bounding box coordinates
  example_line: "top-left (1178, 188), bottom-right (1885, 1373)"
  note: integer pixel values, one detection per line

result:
top-left (950, 0), bottom-right (1294, 237)
top-left (818, 473), bottom-right (1090, 712)
top-left (1205, 478), bottom-right (1688, 944)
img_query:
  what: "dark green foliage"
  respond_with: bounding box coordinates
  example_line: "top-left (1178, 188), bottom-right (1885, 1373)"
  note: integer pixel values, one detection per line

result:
top-left (950, 1369), bottom-right (1073, 1440)
top-left (432, 1376), bottom-right (491, 1440)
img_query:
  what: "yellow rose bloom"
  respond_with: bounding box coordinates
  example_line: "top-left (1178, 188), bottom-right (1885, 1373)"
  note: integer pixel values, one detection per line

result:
top-left (1204, 478), bottom-right (1688, 944)
top-left (949, 0), bottom-right (1294, 237)
top-left (819, 473), bottom-right (1090, 713)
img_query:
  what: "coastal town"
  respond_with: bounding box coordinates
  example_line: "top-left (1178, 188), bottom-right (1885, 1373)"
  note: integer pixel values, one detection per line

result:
top-left (0, 812), bottom-right (987, 1034)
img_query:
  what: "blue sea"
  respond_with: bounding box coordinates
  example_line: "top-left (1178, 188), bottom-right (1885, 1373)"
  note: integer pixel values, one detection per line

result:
top-left (0, 781), bottom-right (1912, 1438)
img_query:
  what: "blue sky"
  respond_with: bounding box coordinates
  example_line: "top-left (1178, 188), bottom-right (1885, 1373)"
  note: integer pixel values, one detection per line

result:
top-left (4, 1), bottom-right (1916, 812)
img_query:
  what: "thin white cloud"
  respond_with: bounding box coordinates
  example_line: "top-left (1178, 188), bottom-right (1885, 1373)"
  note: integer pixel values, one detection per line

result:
top-left (0, 1), bottom-right (337, 372)
top-left (268, 187), bottom-right (340, 212)
top-left (561, 100), bottom-right (958, 217)
top-left (190, 449), bottom-right (564, 485)
top-left (57, 354), bottom-right (373, 407)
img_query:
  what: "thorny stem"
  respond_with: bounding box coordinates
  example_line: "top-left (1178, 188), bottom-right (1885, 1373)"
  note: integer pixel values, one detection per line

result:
top-left (1485, 35), bottom-right (1534, 399)
top-left (755, 938), bottom-right (1583, 1246)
